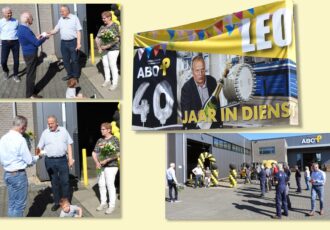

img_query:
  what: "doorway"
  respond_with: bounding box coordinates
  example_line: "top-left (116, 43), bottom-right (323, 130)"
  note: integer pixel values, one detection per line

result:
top-left (186, 139), bottom-right (211, 180)
top-left (77, 102), bottom-right (119, 156)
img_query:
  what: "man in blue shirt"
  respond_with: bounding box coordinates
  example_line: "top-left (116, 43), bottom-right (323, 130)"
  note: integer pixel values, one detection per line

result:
top-left (17, 12), bottom-right (49, 98)
top-left (308, 163), bottom-right (326, 216)
top-left (0, 7), bottom-right (20, 82)
top-left (0, 116), bottom-right (41, 217)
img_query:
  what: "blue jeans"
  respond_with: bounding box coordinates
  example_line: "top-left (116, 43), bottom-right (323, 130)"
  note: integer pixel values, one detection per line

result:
top-left (311, 185), bottom-right (324, 211)
top-left (305, 177), bottom-right (310, 190)
top-left (194, 175), bottom-right (202, 187)
top-left (60, 39), bottom-right (80, 78)
top-left (45, 156), bottom-right (70, 205)
top-left (4, 170), bottom-right (28, 217)
top-left (1, 40), bottom-right (19, 75)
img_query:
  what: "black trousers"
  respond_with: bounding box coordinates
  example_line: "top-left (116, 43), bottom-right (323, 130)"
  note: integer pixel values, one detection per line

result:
top-left (168, 179), bottom-right (178, 201)
top-left (23, 53), bottom-right (38, 98)
top-left (1, 40), bottom-right (19, 75)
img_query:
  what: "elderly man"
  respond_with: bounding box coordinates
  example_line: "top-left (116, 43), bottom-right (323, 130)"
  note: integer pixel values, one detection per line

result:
top-left (17, 12), bottom-right (49, 98)
top-left (0, 116), bottom-right (40, 217)
top-left (37, 115), bottom-right (74, 211)
top-left (308, 163), bottom-right (326, 216)
top-left (0, 7), bottom-right (20, 82)
top-left (49, 5), bottom-right (82, 81)
top-left (166, 163), bottom-right (179, 202)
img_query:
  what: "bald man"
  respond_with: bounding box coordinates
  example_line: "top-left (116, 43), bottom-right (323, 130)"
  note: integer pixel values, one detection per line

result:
top-left (0, 7), bottom-right (20, 82)
top-left (17, 12), bottom-right (49, 98)
top-left (37, 115), bottom-right (74, 211)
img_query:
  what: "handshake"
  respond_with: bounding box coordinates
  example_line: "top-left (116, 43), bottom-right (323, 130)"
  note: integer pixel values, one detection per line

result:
top-left (37, 31), bottom-right (52, 39)
top-left (35, 147), bottom-right (46, 157)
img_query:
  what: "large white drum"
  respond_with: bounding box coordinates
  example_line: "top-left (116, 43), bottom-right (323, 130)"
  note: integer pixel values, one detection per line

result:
top-left (223, 63), bottom-right (255, 103)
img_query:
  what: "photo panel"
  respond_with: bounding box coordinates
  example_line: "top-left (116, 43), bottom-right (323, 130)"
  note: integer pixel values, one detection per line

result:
top-left (0, 102), bottom-right (121, 218)
top-left (133, 0), bottom-right (298, 130)
top-left (166, 133), bottom-right (329, 220)
top-left (0, 4), bottom-right (121, 99)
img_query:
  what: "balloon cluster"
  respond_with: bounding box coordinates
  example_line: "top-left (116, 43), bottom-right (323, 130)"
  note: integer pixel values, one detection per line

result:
top-left (111, 103), bottom-right (120, 140)
top-left (111, 4), bottom-right (121, 26)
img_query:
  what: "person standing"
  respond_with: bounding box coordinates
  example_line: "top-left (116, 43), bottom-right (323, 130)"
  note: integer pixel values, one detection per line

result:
top-left (265, 166), bottom-right (271, 192)
top-left (166, 163), bottom-right (179, 202)
top-left (304, 166), bottom-right (311, 190)
top-left (258, 165), bottom-right (266, 197)
top-left (95, 11), bottom-right (120, 90)
top-left (92, 122), bottom-right (120, 214)
top-left (272, 163), bottom-right (289, 219)
top-left (0, 7), bottom-right (20, 82)
top-left (0, 116), bottom-right (40, 217)
top-left (204, 166), bottom-right (212, 187)
top-left (308, 163), bottom-right (326, 216)
top-left (49, 5), bottom-right (82, 81)
top-left (192, 164), bottom-right (203, 188)
top-left (295, 165), bottom-right (302, 193)
top-left (17, 12), bottom-right (48, 98)
top-left (284, 164), bottom-right (292, 209)
top-left (244, 166), bottom-right (252, 184)
top-left (37, 115), bottom-right (74, 211)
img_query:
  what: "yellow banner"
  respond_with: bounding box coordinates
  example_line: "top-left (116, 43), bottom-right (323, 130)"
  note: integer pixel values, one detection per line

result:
top-left (134, 0), bottom-right (296, 61)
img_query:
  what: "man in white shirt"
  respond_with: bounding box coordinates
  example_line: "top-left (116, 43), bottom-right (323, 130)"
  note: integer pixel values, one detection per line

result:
top-left (192, 164), bottom-right (203, 188)
top-left (166, 163), bottom-right (179, 202)
top-left (48, 5), bottom-right (82, 81)
top-left (0, 7), bottom-right (20, 82)
top-left (0, 116), bottom-right (40, 217)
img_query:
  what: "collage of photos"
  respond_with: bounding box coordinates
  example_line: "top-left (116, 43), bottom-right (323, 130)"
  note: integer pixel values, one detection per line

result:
top-left (0, 0), bottom-right (327, 227)
top-left (0, 3), bottom-right (122, 218)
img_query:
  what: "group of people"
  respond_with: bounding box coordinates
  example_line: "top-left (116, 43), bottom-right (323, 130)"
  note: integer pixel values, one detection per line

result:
top-left (0, 115), bottom-right (120, 217)
top-left (0, 5), bottom-right (120, 98)
top-left (258, 162), bottom-right (326, 219)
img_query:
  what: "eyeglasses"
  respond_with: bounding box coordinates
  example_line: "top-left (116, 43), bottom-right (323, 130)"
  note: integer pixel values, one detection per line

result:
top-left (101, 128), bottom-right (107, 131)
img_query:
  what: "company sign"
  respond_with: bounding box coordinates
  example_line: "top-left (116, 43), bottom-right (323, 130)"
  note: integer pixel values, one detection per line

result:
top-left (301, 135), bottom-right (322, 144)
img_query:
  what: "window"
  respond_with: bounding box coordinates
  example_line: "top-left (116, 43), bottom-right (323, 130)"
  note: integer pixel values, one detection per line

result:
top-left (213, 137), bottom-right (251, 154)
top-left (259, 146), bottom-right (275, 155)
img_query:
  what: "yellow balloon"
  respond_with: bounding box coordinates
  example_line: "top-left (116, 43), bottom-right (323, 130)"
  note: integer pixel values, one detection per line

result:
top-left (114, 131), bottom-right (120, 140)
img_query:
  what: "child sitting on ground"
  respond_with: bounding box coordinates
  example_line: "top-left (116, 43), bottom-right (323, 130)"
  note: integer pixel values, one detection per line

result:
top-left (66, 78), bottom-right (96, 99)
top-left (59, 198), bottom-right (83, 218)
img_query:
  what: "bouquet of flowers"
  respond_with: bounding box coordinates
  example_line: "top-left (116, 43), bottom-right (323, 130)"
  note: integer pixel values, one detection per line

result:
top-left (23, 131), bottom-right (34, 150)
top-left (100, 28), bottom-right (117, 45)
top-left (96, 143), bottom-right (117, 175)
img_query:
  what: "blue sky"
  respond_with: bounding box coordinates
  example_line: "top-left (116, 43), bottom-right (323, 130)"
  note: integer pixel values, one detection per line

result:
top-left (240, 133), bottom-right (313, 140)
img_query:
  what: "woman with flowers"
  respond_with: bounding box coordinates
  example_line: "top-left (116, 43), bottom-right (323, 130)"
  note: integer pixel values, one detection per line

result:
top-left (92, 122), bottom-right (120, 214)
top-left (95, 11), bottom-right (120, 90)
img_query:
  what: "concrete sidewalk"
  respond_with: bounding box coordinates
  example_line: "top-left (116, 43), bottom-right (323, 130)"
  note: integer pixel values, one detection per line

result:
top-left (0, 56), bottom-right (121, 100)
top-left (166, 174), bottom-right (330, 220)
top-left (0, 177), bottom-right (121, 218)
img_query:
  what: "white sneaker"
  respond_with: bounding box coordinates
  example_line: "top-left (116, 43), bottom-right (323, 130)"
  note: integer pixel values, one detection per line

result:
top-left (96, 203), bottom-right (108, 211)
top-left (13, 75), bottom-right (20, 83)
top-left (105, 207), bottom-right (115, 214)
top-left (102, 81), bottom-right (110, 87)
